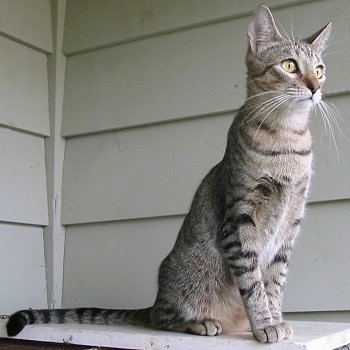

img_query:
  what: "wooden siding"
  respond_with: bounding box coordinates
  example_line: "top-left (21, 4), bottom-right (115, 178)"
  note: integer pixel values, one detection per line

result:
top-left (61, 0), bottom-right (350, 317)
top-left (61, 93), bottom-right (350, 225)
top-left (0, 224), bottom-right (47, 314)
top-left (284, 200), bottom-right (350, 312)
top-left (0, 0), bottom-right (52, 53)
top-left (62, 217), bottom-right (178, 309)
top-left (63, 0), bottom-right (304, 55)
top-left (0, 129), bottom-right (48, 225)
top-left (62, 200), bottom-right (350, 312)
top-left (61, 0), bottom-right (349, 137)
top-left (0, 35), bottom-right (50, 136)
top-left (0, 1), bottom-right (52, 313)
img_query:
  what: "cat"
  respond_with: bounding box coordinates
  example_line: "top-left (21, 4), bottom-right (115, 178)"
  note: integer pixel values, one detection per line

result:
top-left (7, 5), bottom-right (332, 343)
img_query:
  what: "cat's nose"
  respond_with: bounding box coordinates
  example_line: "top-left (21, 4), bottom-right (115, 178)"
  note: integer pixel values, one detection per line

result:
top-left (306, 81), bottom-right (320, 94)
top-left (304, 75), bottom-right (320, 95)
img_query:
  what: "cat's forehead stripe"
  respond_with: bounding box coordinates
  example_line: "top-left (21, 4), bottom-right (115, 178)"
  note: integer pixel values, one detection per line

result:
top-left (259, 40), bottom-right (320, 65)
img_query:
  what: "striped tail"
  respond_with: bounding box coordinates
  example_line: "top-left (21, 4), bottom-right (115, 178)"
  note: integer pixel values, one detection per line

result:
top-left (6, 307), bottom-right (152, 336)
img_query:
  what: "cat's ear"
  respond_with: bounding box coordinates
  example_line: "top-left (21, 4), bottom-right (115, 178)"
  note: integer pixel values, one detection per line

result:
top-left (247, 5), bottom-right (283, 55)
top-left (303, 23), bottom-right (332, 54)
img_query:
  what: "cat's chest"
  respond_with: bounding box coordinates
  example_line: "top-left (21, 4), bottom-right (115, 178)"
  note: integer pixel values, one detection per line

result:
top-left (262, 151), bottom-right (313, 183)
top-left (250, 128), bottom-right (313, 182)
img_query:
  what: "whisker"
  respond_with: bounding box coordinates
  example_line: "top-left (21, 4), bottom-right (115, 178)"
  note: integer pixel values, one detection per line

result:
top-left (322, 50), bottom-right (341, 58)
top-left (246, 90), bottom-right (280, 101)
top-left (246, 94), bottom-right (284, 117)
top-left (246, 95), bottom-right (289, 123)
top-left (316, 101), bottom-right (340, 162)
top-left (324, 99), bottom-right (344, 123)
top-left (285, 98), bottom-right (298, 118)
top-left (277, 20), bottom-right (291, 42)
top-left (290, 15), bottom-right (295, 43)
top-left (320, 39), bottom-right (343, 55)
top-left (320, 38), bottom-right (343, 56)
top-left (252, 96), bottom-right (291, 145)
top-left (319, 100), bottom-right (347, 140)
top-left (314, 103), bottom-right (329, 141)
top-left (320, 104), bottom-right (338, 157)
top-left (270, 97), bottom-right (298, 130)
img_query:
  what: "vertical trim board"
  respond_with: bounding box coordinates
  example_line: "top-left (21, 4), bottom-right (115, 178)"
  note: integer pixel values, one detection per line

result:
top-left (44, 0), bottom-right (68, 309)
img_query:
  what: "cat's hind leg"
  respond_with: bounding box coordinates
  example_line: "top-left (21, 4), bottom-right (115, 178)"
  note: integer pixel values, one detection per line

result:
top-left (150, 303), bottom-right (223, 336)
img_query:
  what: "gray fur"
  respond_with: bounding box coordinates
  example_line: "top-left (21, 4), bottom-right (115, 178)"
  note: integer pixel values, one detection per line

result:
top-left (7, 5), bottom-right (332, 343)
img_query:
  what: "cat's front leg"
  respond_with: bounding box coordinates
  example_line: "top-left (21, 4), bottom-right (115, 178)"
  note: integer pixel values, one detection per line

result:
top-left (264, 245), bottom-right (294, 339)
top-left (232, 253), bottom-right (287, 343)
top-left (263, 192), bottom-right (307, 338)
top-left (220, 216), bottom-right (289, 343)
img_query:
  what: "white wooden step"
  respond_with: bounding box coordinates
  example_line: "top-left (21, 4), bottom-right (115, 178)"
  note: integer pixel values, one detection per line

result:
top-left (1, 320), bottom-right (350, 349)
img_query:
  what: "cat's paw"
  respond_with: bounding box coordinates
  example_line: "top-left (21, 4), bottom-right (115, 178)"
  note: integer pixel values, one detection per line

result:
top-left (187, 319), bottom-right (222, 336)
top-left (253, 323), bottom-right (286, 343)
top-left (279, 321), bottom-right (293, 339)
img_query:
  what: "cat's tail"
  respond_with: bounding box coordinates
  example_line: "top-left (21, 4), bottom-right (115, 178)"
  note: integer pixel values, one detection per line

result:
top-left (6, 307), bottom-right (153, 337)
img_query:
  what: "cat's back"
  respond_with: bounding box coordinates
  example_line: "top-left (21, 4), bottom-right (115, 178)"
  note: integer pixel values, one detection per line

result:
top-left (157, 160), bottom-right (228, 281)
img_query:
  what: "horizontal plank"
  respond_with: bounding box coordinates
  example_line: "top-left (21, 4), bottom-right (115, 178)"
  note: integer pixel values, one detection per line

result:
top-left (5, 322), bottom-right (350, 350)
top-left (63, 0), bottom-right (300, 55)
top-left (62, 18), bottom-right (243, 136)
top-left (284, 199), bottom-right (350, 312)
top-left (0, 128), bottom-right (48, 225)
top-left (0, 0), bottom-right (52, 53)
top-left (0, 223), bottom-right (47, 314)
top-left (62, 200), bottom-right (350, 313)
top-left (61, 0), bottom-right (349, 137)
top-left (0, 36), bottom-right (50, 136)
top-left (63, 217), bottom-right (179, 309)
top-left (61, 114), bottom-right (230, 224)
top-left (61, 93), bottom-right (349, 225)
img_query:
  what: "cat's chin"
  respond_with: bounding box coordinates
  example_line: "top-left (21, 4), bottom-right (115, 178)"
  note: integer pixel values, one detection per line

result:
top-left (294, 98), bottom-right (314, 113)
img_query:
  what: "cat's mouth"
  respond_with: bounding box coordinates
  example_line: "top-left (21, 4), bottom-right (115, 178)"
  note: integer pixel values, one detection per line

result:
top-left (311, 92), bottom-right (322, 105)
top-left (297, 90), bottom-right (322, 106)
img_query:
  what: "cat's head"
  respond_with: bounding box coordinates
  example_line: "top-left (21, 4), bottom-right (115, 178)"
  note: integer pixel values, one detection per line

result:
top-left (246, 5), bottom-right (331, 113)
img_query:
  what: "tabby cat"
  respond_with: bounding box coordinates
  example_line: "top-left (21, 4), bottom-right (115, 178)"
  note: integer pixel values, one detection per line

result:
top-left (7, 5), bottom-right (332, 343)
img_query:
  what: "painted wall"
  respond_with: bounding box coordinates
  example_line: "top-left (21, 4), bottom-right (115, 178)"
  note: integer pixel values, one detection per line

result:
top-left (0, 0), bottom-right (52, 314)
top-left (60, 0), bottom-right (350, 321)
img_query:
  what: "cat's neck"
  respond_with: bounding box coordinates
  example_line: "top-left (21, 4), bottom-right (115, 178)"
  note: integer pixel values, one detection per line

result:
top-left (241, 97), bottom-right (312, 134)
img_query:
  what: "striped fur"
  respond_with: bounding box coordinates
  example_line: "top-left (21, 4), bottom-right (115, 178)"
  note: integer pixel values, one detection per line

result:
top-left (7, 6), bottom-right (332, 343)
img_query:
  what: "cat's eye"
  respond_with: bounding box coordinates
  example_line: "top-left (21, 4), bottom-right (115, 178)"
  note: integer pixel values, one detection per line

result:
top-left (281, 59), bottom-right (299, 74)
top-left (314, 65), bottom-right (324, 79)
